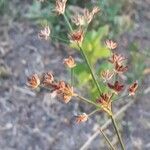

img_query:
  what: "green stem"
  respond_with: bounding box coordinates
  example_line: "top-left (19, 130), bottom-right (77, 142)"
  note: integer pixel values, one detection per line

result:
top-left (51, 35), bottom-right (69, 43)
top-left (63, 13), bottom-right (73, 31)
top-left (111, 115), bottom-right (125, 150)
top-left (88, 109), bottom-right (99, 117)
top-left (78, 44), bottom-right (102, 95)
top-left (71, 68), bottom-right (74, 86)
top-left (99, 128), bottom-right (116, 150)
top-left (77, 95), bottom-right (100, 108)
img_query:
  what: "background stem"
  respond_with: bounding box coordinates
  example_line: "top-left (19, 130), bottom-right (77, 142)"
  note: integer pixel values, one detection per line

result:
top-left (99, 128), bottom-right (116, 150)
top-left (111, 115), bottom-right (125, 150)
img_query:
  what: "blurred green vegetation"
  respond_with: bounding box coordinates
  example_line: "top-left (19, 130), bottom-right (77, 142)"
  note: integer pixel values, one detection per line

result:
top-left (0, 0), bottom-right (8, 14)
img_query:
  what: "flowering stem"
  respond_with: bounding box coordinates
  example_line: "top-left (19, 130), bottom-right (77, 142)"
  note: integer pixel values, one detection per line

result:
top-left (99, 128), bottom-right (116, 150)
top-left (77, 95), bottom-right (100, 108)
top-left (62, 13), bottom-right (102, 95)
top-left (78, 44), bottom-right (102, 95)
top-left (63, 13), bottom-right (73, 31)
top-left (111, 115), bottom-right (125, 150)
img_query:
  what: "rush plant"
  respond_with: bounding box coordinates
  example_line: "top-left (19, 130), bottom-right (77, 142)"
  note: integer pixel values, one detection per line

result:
top-left (27, 1), bottom-right (138, 149)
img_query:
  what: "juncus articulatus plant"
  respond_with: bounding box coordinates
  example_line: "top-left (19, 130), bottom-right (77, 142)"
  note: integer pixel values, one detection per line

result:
top-left (27, 1), bottom-right (139, 149)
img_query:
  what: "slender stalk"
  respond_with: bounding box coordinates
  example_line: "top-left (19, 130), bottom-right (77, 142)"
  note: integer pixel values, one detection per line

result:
top-left (51, 35), bottom-right (69, 43)
top-left (78, 44), bottom-right (102, 94)
top-left (99, 128), bottom-right (116, 150)
top-left (111, 115), bottom-right (125, 150)
top-left (77, 95), bottom-right (100, 108)
top-left (88, 109), bottom-right (99, 117)
top-left (63, 13), bottom-right (73, 31)
top-left (71, 68), bottom-right (74, 86)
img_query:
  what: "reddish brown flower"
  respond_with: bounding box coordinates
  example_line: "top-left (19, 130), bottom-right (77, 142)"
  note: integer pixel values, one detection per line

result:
top-left (75, 113), bottom-right (88, 124)
top-left (128, 81), bottom-right (138, 96)
top-left (51, 81), bottom-right (77, 103)
top-left (63, 56), bottom-right (76, 68)
top-left (114, 62), bottom-right (128, 74)
top-left (69, 29), bottom-right (84, 43)
top-left (109, 53), bottom-right (126, 65)
top-left (96, 93), bottom-right (112, 115)
top-left (105, 40), bottom-right (117, 50)
top-left (107, 81), bottom-right (124, 94)
top-left (101, 70), bottom-right (114, 82)
top-left (38, 26), bottom-right (50, 40)
top-left (42, 72), bottom-right (54, 86)
top-left (55, 0), bottom-right (67, 15)
top-left (27, 74), bottom-right (40, 89)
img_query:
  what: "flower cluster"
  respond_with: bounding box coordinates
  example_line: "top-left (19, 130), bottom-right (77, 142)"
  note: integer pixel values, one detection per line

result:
top-left (27, 71), bottom-right (77, 103)
top-left (97, 40), bottom-right (138, 115)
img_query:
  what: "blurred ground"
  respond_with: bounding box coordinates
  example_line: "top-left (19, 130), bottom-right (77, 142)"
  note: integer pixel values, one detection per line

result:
top-left (0, 0), bottom-right (150, 150)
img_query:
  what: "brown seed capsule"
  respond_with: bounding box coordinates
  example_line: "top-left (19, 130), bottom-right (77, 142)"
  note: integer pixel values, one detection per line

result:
top-left (42, 72), bottom-right (54, 86)
top-left (27, 74), bottom-right (40, 89)
top-left (72, 6), bottom-right (100, 26)
top-left (109, 53), bottom-right (126, 65)
top-left (51, 81), bottom-right (77, 103)
top-left (105, 40), bottom-right (117, 50)
top-left (91, 6), bottom-right (100, 15)
top-left (38, 26), bottom-right (50, 40)
top-left (114, 62), bottom-right (128, 74)
top-left (107, 81), bottom-right (124, 94)
top-left (96, 93), bottom-right (112, 115)
top-left (101, 70), bottom-right (114, 82)
top-left (128, 81), bottom-right (138, 96)
top-left (55, 0), bottom-right (67, 15)
top-left (69, 29), bottom-right (84, 43)
top-left (63, 56), bottom-right (76, 68)
top-left (75, 113), bottom-right (88, 124)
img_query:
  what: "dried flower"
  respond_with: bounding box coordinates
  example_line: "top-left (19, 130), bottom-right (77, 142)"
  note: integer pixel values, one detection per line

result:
top-left (72, 6), bottom-right (100, 26)
top-left (27, 74), bottom-right (40, 89)
top-left (42, 72), bottom-right (54, 86)
top-left (52, 81), bottom-right (77, 103)
top-left (64, 56), bottom-right (76, 68)
top-left (97, 93), bottom-right (112, 115)
top-left (55, 0), bottom-right (67, 15)
top-left (63, 56), bottom-right (76, 68)
top-left (101, 70), bottom-right (114, 82)
top-left (72, 14), bottom-right (85, 26)
top-left (105, 40), bottom-right (117, 50)
top-left (109, 53), bottom-right (126, 65)
top-left (75, 113), bottom-right (88, 123)
top-left (128, 81), bottom-right (138, 96)
top-left (83, 8), bottom-right (93, 24)
top-left (69, 29), bottom-right (84, 43)
top-left (38, 26), bottom-right (50, 40)
top-left (114, 62), bottom-right (128, 74)
top-left (107, 81), bottom-right (124, 94)
top-left (91, 6), bottom-right (100, 15)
